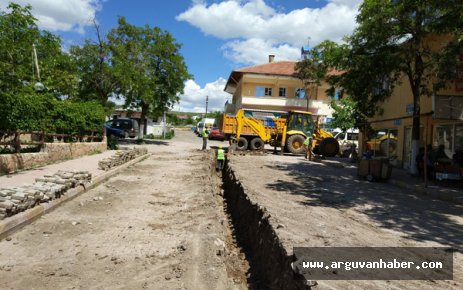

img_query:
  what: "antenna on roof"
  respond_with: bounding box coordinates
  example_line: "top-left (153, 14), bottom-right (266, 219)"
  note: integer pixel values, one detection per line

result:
top-left (301, 36), bottom-right (311, 60)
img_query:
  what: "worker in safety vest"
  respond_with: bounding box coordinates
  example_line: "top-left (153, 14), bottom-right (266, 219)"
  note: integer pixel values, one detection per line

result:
top-left (201, 125), bottom-right (209, 150)
top-left (216, 145), bottom-right (225, 171)
top-left (303, 135), bottom-right (313, 161)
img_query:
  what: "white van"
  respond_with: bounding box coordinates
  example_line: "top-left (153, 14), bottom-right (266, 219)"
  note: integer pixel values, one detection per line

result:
top-left (195, 121), bottom-right (204, 136)
top-left (333, 128), bottom-right (359, 156)
top-left (195, 118), bottom-right (216, 136)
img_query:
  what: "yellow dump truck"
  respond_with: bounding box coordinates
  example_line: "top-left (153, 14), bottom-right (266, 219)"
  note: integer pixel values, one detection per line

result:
top-left (220, 109), bottom-right (340, 156)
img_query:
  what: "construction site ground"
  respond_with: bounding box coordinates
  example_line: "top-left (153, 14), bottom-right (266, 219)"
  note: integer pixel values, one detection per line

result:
top-left (0, 129), bottom-right (462, 289)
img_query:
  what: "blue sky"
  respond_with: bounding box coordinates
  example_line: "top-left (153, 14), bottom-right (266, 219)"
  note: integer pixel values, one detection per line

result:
top-left (1, 0), bottom-right (362, 112)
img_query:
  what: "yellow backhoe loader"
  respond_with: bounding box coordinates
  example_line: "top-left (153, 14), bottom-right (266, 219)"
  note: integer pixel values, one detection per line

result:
top-left (223, 109), bottom-right (339, 156)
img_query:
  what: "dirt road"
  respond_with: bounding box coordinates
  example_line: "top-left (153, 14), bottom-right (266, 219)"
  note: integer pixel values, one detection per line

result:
top-left (0, 130), bottom-right (248, 290)
top-left (226, 153), bottom-right (462, 289)
top-left (2, 129), bottom-right (461, 289)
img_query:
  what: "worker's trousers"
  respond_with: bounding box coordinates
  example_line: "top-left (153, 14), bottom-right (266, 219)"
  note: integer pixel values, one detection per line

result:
top-left (202, 137), bottom-right (207, 150)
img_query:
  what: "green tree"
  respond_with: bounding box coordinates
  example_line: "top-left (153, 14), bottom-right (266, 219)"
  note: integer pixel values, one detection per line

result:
top-left (108, 17), bottom-right (191, 138)
top-left (0, 3), bottom-right (105, 144)
top-left (70, 21), bottom-right (119, 107)
top-left (0, 3), bottom-right (77, 97)
top-left (329, 97), bottom-right (358, 132)
top-left (205, 110), bottom-right (222, 122)
top-left (321, 1), bottom-right (463, 173)
top-left (295, 51), bottom-right (328, 111)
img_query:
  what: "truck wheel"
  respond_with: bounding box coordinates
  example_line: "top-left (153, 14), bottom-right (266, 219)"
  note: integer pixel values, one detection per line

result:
top-left (286, 135), bottom-right (305, 154)
top-left (236, 137), bottom-right (248, 150)
top-left (319, 137), bottom-right (340, 157)
top-left (250, 137), bottom-right (265, 150)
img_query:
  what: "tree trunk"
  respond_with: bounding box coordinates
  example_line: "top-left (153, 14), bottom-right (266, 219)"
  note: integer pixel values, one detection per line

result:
top-left (410, 85), bottom-right (421, 175)
top-left (139, 102), bottom-right (148, 140)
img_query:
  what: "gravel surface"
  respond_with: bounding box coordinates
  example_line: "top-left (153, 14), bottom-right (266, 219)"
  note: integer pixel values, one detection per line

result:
top-left (1, 129), bottom-right (460, 289)
top-left (0, 130), bottom-right (248, 290)
top-left (227, 153), bottom-right (462, 289)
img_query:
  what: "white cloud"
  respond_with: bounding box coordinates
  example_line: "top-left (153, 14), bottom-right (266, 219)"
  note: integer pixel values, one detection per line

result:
top-left (177, 0), bottom-right (362, 65)
top-left (176, 78), bottom-right (231, 112)
top-left (222, 38), bottom-right (300, 65)
top-left (0, 0), bottom-right (103, 33)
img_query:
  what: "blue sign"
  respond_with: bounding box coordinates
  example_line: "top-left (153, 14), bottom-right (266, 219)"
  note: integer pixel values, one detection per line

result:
top-left (406, 104), bottom-right (414, 114)
top-left (393, 119), bottom-right (402, 125)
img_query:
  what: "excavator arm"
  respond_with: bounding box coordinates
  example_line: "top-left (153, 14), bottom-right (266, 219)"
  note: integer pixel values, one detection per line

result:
top-left (235, 109), bottom-right (271, 142)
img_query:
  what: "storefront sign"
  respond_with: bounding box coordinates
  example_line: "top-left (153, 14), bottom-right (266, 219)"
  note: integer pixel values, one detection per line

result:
top-left (393, 119), bottom-right (402, 125)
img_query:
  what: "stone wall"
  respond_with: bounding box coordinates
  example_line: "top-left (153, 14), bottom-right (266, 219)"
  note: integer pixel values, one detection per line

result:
top-left (0, 141), bottom-right (106, 174)
top-left (98, 148), bottom-right (148, 170)
top-left (0, 171), bottom-right (92, 220)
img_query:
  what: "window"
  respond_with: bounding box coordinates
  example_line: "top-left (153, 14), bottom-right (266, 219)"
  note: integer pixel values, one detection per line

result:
top-left (264, 87), bottom-right (272, 96)
top-left (336, 132), bottom-right (346, 140)
top-left (432, 123), bottom-right (463, 158)
top-left (332, 89), bottom-right (344, 101)
top-left (256, 86), bottom-right (272, 97)
top-left (279, 87), bottom-right (287, 97)
top-left (433, 124), bottom-right (455, 158)
top-left (295, 88), bottom-right (305, 99)
top-left (347, 133), bottom-right (359, 141)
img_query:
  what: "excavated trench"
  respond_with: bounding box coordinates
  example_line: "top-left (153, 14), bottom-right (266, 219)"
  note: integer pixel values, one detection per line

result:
top-left (220, 160), bottom-right (310, 290)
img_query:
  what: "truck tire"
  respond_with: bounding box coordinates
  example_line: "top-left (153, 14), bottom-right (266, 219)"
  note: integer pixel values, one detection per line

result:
top-left (236, 137), bottom-right (248, 151)
top-left (250, 137), bottom-right (265, 150)
top-left (286, 134), bottom-right (305, 154)
top-left (319, 137), bottom-right (340, 157)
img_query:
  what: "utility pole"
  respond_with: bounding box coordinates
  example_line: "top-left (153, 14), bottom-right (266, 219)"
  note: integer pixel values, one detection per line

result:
top-left (205, 95), bottom-right (209, 118)
top-left (163, 111), bottom-right (166, 139)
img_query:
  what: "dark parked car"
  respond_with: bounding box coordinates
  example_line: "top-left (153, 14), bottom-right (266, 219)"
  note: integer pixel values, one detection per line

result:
top-left (105, 118), bottom-right (139, 138)
top-left (208, 127), bottom-right (225, 141)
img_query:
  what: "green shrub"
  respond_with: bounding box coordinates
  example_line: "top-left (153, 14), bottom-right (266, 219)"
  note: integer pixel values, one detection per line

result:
top-left (0, 91), bottom-right (106, 138)
top-left (107, 135), bottom-right (119, 150)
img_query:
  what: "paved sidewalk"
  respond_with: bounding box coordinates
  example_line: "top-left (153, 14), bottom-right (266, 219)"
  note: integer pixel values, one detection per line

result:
top-left (389, 167), bottom-right (463, 205)
top-left (0, 150), bottom-right (116, 188)
top-left (322, 157), bottom-right (463, 205)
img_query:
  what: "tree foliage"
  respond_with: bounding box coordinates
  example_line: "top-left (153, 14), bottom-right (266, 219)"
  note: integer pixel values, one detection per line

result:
top-left (107, 17), bottom-right (191, 138)
top-left (0, 3), bottom-right (77, 97)
top-left (70, 21), bottom-right (119, 107)
top-left (326, 1), bottom-right (463, 132)
top-left (0, 3), bottom-right (191, 141)
top-left (0, 3), bottom-right (104, 137)
top-left (317, 0), bottom-right (463, 172)
top-left (329, 97), bottom-right (358, 132)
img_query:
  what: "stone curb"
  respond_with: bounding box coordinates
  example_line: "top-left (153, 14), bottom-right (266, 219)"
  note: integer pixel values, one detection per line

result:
top-left (0, 153), bottom-right (150, 239)
top-left (388, 179), bottom-right (463, 205)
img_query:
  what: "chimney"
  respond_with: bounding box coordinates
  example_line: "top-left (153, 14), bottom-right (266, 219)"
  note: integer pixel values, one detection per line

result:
top-left (268, 54), bottom-right (275, 63)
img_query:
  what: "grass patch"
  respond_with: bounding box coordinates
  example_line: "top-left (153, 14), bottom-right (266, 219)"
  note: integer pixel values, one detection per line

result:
top-left (88, 149), bottom-right (102, 155)
top-left (144, 130), bottom-right (175, 140)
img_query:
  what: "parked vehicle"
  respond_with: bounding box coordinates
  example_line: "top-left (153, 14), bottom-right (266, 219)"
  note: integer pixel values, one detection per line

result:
top-left (221, 109), bottom-right (339, 156)
top-left (105, 118), bottom-right (139, 139)
top-left (194, 121), bottom-right (203, 136)
top-left (195, 118), bottom-right (216, 136)
top-left (333, 128), bottom-right (359, 157)
top-left (208, 127), bottom-right (225, 141)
